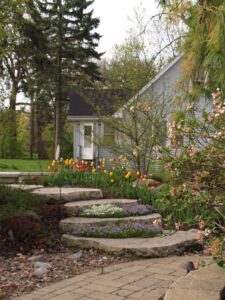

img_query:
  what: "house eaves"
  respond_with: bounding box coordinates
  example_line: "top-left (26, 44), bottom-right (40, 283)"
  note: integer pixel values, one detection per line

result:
top-left (67, 116), bottom-right (100, 122)
top-left (113, 53), bottom-right (185, 117)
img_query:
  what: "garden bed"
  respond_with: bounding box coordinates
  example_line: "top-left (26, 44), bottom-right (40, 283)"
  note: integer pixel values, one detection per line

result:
top-left (72, 222), bottom-right (163, 238)
top-left (0, 248), bottom-right (134, 300)
top-left (79, 203), bottom-right (156, 218)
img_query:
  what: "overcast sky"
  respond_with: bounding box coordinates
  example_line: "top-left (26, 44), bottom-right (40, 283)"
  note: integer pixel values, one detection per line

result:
top-left (92, 0), bottom-right (159, 56)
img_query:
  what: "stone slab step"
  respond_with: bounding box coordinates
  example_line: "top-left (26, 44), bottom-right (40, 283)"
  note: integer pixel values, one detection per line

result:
top-left (59, 213), bottom-right (161, 233)
top-left (0, 172), bottom-right (50, 184)
top-left (32, 187), bottom-right (103, 201)
top-left (64, 198), bottom-right (138, 216)
top-left (164, 263), bottom-right (225, 300)
top-left (8, 184), bottom-right (44, 190)
top-left (62, 230), bottom-right (200, 258)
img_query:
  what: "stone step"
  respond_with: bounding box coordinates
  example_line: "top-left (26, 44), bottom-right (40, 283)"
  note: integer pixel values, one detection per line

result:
top-left (62, 230), bottom-right (200, 258)
top-left (0, 172), bottom-right (50, 184)
top-left (8, 184), bottom-right (44, 190)
top-left (32, 187), bottom-right (103, 202)
top-left (164, 263), bottom-right (225, 300)
top-left (59, 213), bottom-right (162, 233)
top-left (64, 198), bottom-right (138, 216)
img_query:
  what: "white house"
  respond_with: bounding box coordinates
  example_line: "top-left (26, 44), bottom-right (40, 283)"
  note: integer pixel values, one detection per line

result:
top-left (67, 89), bottom-right (126, 161)
top-left (68, 54), bottom-right (209, 162)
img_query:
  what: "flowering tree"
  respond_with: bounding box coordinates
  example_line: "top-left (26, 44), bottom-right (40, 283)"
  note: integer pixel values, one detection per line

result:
top-left (163, 89), bottom-right (225, 230)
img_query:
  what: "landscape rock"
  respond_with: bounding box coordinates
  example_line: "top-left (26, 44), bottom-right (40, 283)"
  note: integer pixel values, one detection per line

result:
top-left (62, 230), bottom-right (201, 258)
top-left (28, 255), bottom-right (46, 263)
top-left (59, 213), bottom-right (162, 233)
top-left (68, 250), bottom-right (83, 261)
top-left (181, 261), bottom-right (196, 273)
top-left (33, 262), bottom-right (52, 270)
top-left (64, 198), bottom-right (138, 216)
top-left (164, 263), bottom-right (225, 300)
top-left (32, 187), bottom-right (103, 201)
top-left (33, 267), bottom-right (48, 277)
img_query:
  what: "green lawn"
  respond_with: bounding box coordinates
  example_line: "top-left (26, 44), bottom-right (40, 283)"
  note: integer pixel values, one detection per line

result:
top-left (0, 159), bottom-right (50, 172)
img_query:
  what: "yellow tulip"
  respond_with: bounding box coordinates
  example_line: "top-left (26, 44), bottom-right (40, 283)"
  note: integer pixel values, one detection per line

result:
top-left (109, 172), bottom-right (113, 177)
top-left (103, 170), bottom-right (107, 174)
top-left (125, 172), bottom-right (131, 179)
top-left (111, 179), bottom-right (115, 183)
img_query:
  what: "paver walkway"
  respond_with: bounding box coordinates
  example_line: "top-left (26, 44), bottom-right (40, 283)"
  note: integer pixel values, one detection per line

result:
top-left (16, 256), bottom-right (212, 300)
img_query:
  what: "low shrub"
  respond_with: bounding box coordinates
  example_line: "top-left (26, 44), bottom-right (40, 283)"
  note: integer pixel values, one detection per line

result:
top-left (151, 184), bottom-right (220, 230)
top-left (0, 185), bottom-right (62, 251)
top-left (2, 215), bottom-right (43, 245)
top-left (41, 204), bottom-right (67, 224)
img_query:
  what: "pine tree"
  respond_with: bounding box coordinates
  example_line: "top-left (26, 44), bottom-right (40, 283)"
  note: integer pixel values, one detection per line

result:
top-left (158, 0), bottom-right (225, 93)
top-left (37, 0), bottom-right (102, 153)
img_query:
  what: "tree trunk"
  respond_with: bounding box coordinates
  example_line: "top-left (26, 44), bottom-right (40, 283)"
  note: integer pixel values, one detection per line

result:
top-left (8, 81), bottom-right (18, 158)
top-left (34, 102), bottom-right (47, 159)
top-left (55, 0), bottom-right (63, 157)
top-left (30, 98), bottom-right (35, 159)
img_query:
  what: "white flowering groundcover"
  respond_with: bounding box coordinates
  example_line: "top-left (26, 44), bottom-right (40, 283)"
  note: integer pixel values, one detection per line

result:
top-left (80, 204), bottom-right (124, 218)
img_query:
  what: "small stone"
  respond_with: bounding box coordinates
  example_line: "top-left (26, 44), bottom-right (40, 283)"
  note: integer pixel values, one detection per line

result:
top-left (28, 255), bottom-right (46, 263)
top-left (33, 267), bottom-right (48, 277)
top-left (34, 262), bottom-right (52, 269)
top-left (181, 261), bottom-right (196, 273)
top-left (68, 250), bottom-right (83, 261)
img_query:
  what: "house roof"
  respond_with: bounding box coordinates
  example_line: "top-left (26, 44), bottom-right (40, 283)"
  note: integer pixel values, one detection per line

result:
top-left (113, 54), bottom-right (185, 116)
top-left (68, 89), bottom-right (128, 118)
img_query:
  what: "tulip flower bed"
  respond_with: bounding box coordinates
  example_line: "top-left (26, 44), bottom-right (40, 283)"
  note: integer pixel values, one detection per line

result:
top-left (80, 203), bottom-right (156, 218)
top-left (44, 157), bottom-right (158, 205)
top-left (72, 222), bottom-right (163, 238)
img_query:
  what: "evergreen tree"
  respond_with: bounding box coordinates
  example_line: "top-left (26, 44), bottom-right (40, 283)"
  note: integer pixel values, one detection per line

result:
top-left (158, 0), bottom-right (225, 93)
top-left (37, 0), bottom-right (102, 153)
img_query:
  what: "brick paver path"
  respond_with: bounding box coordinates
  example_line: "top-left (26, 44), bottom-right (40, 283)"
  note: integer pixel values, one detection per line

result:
top-left (17, 256), bottom-right (212, 300)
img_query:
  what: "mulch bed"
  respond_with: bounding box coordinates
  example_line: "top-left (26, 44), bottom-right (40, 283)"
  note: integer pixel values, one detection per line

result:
top-left (0, 246), bottom-right (135, 300)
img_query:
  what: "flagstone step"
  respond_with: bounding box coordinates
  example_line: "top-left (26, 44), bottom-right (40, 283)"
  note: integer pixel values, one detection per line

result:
top-left (164, 263), bottom-right (225, 300)
top-left (32, 187), bottom-right (103, 201)
top-left (62, 230), bottom-right (200, 258)
top-left (59, 213), bottom-right (162, 233)
top-left (64, 198), bottom-right (138, 216)
top-left (8, 184), bottom-right (44, 190)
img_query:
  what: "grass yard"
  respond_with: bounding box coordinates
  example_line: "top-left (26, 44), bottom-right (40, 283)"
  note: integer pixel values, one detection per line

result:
top-left (0, 159), bottom-right (50, 172)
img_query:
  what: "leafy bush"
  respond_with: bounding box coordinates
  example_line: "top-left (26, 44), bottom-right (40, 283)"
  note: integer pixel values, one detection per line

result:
top-left (2, 215), bottom-right (43, 245)
top-left (162, 90), bottom-right (225, 219)
top-left (152, 184), bottom-right (220, 229)
top-left (0, 185), bottom-right (43, 221)
top-left (0, 185), bottom-right (63, 250)
top-left (41, 204), bottom-right (67, 224)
